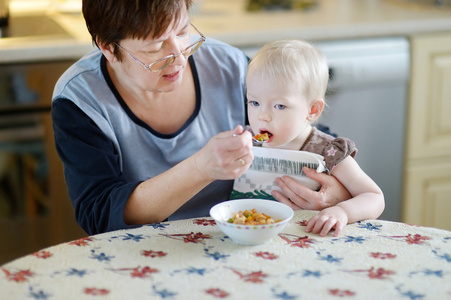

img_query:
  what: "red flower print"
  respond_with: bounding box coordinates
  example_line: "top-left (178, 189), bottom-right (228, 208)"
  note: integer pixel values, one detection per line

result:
top-left (230, 269), bottom-right (267, 283)
top-left (109, 266), bottom-right (159, 278)
top-left (368, 268), bottom-right (395, 279)
top-left (254, 251), bottom-right (278, 260)
top-left (84, 287), bottom-right (110, 296)
top-left (279, 233), bottom-right (316, 248)
top-left (329, 289), bottom-right (356, 297)
top-left (386, 234), bottom-right (431, 245)
top-left (2, 269), bottom-right (34, 282)
top-left (296, 220), bottom-right (308, 226)
top-left (206, 288), bottom-right (229, 298)
top-left (69, 237), bottom-right (93, 246)
top-left (160, 232), bottom-right (212, 243)
top-left (347, 267), bottom-right (395, 280)
top-left (129, 266), bottom-right (159, 278)
top-left (141, 250), bottom-right (167, 258)
top-left (193, 219), bottom-right (216, 226)
top-left (405, 234), bottom-right (431, 244)
top-left (370, 252), bottom-right (396, 260)
top-left (32, 251), bottom-right (52, 259)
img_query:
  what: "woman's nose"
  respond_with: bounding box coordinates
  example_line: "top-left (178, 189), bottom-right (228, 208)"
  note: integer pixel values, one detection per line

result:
top-left (165, 35), bottom-right (181, 52)
top-left (167, 38), bottom-right (188, 63)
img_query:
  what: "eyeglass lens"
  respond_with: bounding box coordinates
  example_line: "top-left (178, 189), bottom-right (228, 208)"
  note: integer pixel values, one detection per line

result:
top-left (150, 39), bottom-right (204, 72)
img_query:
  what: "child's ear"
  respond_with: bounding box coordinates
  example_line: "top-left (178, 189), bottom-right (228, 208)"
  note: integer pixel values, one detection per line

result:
top-left (307, 99), bottom-right (324, 121)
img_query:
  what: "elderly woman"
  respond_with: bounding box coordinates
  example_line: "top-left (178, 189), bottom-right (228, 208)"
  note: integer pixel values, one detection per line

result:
top-left (52, 0), bottom-right (349, 235)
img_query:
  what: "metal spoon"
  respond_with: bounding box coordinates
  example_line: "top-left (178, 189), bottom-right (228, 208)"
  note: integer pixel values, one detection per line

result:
top-left (235, 127), bottom-right (269, 144)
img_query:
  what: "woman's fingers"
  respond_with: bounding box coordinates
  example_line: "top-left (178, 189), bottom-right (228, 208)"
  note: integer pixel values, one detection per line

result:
top-left (196, 125), bottom-right (253, 180)
top-left (273, 176), bottom-right (318, 210)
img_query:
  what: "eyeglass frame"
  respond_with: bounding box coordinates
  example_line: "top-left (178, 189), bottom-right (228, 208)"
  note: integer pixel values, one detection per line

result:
top-left (114, 23), bottom-right (206, 72)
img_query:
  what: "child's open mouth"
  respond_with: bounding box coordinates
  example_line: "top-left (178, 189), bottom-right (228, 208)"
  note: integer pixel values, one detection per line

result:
top-left (253, 131), bottom-right (272, 143)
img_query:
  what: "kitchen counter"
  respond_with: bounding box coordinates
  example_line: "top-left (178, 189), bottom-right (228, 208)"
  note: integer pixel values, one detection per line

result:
top-left (1, 0), bottom-right (451, 63)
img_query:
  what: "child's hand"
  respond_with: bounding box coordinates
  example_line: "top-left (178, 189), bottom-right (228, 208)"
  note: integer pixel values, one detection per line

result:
top-left (305, 206), bottom-right (348, 237)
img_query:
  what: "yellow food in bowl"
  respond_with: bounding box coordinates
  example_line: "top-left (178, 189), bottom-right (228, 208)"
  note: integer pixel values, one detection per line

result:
top-left (227, 208), bottom-right (281, 225)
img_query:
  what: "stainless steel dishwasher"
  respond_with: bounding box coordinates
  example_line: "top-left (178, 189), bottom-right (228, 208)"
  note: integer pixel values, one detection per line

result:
top-left (242, 37), bottom-right (410, 222)
top-left (315, 37), bottom-right (409, 222)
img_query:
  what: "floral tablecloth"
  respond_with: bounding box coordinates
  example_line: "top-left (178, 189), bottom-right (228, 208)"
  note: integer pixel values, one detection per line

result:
top-left (1, 210), bottom-right (451, 299)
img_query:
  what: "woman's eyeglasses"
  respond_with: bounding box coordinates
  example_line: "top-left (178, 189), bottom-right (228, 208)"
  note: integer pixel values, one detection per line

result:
top-left (115, 23), bottom-right (206, 72)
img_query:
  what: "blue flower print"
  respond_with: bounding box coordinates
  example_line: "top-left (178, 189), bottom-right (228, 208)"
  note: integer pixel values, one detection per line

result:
top-left (301, 270), bottom-right (323, 278)
top-left (90, 250), bottom-right (114, 262)
top-left (432, 249), bottom-right (451, 263)
top-left (357, 221), bottom-right (382, 231)
top-left (152, 283), bottom-right (177, 299)
top-left (172, 267), bottom-right (208, 276)
top-left (271, 287), bottom-right (299, 300)
top-left (396, 285), bottom-right (425, 300)
top-left (409, 269), bottom-right (445, 278)
top-left (343, 236), bottom-right (366, 244)
top-left (67, 268), bottom-right (89, 277)
top-left (316, 251), bottom-right (342, 264)
top-left (287, 270), bottom-right (323, 278)
top-left (28, 287), bottom-right (52, 300)
top-left (204, 248), bottom-right (230, 261)
top-left (109, 233), bottom-right (146, 242)
top-left (147, 223), bottom-right (170, 230)
top-left (121, 233), bottom-right (144, 242)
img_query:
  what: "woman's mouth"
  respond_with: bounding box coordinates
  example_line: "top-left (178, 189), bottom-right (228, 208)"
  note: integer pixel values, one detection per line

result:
top-left (163, 70), bottom-right (180, 80)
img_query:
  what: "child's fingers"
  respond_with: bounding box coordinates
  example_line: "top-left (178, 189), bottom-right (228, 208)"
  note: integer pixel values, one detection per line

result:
top-left (320, 218), bottom-right (337, 237)
top-left (311, 217), bottom-right (328, 235)
top-left (333, 220), bottom-right (346, 237)
top-left (305, 215), bottom-right (323, 233)
top-left (304, 217), bottom-right (316, 233)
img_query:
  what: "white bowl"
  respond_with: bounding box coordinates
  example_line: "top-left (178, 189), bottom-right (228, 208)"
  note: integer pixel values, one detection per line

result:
top-left (209, 199), bottom-right (294, 245)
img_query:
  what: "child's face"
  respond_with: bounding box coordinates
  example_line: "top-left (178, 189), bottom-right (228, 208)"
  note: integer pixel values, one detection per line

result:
top-left (246, 71), bottom-right (314, 150)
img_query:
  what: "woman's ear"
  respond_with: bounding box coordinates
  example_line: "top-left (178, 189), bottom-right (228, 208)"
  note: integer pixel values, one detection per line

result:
top-left (97, 38), bottom-right (117, 63)
top-left (307, 99), bottom-right (325, 121)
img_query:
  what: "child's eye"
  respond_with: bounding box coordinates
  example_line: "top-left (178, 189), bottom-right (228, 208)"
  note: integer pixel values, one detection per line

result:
top-left (275, 104), bottom-right (286, 110)
top-left (248, 100), bottom-right (260, 107)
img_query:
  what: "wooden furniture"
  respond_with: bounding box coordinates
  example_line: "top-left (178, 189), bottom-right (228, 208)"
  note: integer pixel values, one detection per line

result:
top-left (0, 61), bottom-right (85, 265)
top-left (403, 32), bottom-right (451, 231)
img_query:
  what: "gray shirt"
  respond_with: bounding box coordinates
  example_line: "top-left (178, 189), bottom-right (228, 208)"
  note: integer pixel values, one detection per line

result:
top-left (52, 37), bottom-right (249, 234)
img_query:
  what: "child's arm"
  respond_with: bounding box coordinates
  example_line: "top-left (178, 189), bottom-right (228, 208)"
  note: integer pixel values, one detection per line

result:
top-left (305, 156), bottom-right (385, 237)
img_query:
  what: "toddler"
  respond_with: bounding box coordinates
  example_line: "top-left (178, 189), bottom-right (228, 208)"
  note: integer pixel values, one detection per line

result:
top-left (245, 40), bottom-right (385, 236)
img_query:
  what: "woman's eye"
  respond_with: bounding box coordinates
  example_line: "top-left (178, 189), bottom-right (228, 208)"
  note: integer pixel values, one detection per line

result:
top-left (177, 30), bottom-right (190, 39)
top-left (146, 46), bottom-right (162, 55)
top-left (275, 104), bottom-right (286, 110)
top-left (147, 50), bottom-right (160, 55)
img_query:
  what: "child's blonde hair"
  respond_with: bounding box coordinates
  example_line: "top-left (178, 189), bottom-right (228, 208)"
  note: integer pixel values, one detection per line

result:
top-left (248, 39), bottom-right (329, 102)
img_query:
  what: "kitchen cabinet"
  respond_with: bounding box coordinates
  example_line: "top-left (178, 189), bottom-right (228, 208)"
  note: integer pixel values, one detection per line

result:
top-left (403, 32), bottom-right (451, 230)
top-left (0, 60), bottom-right (85, 265)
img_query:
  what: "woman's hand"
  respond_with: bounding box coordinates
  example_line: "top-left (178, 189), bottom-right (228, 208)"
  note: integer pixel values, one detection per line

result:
top-left (305, 206), bottom-right (348, 237)
top-left (194, 125), bottom-right (253, 181)
top-left (272, 166), bottom-right (351, 211)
